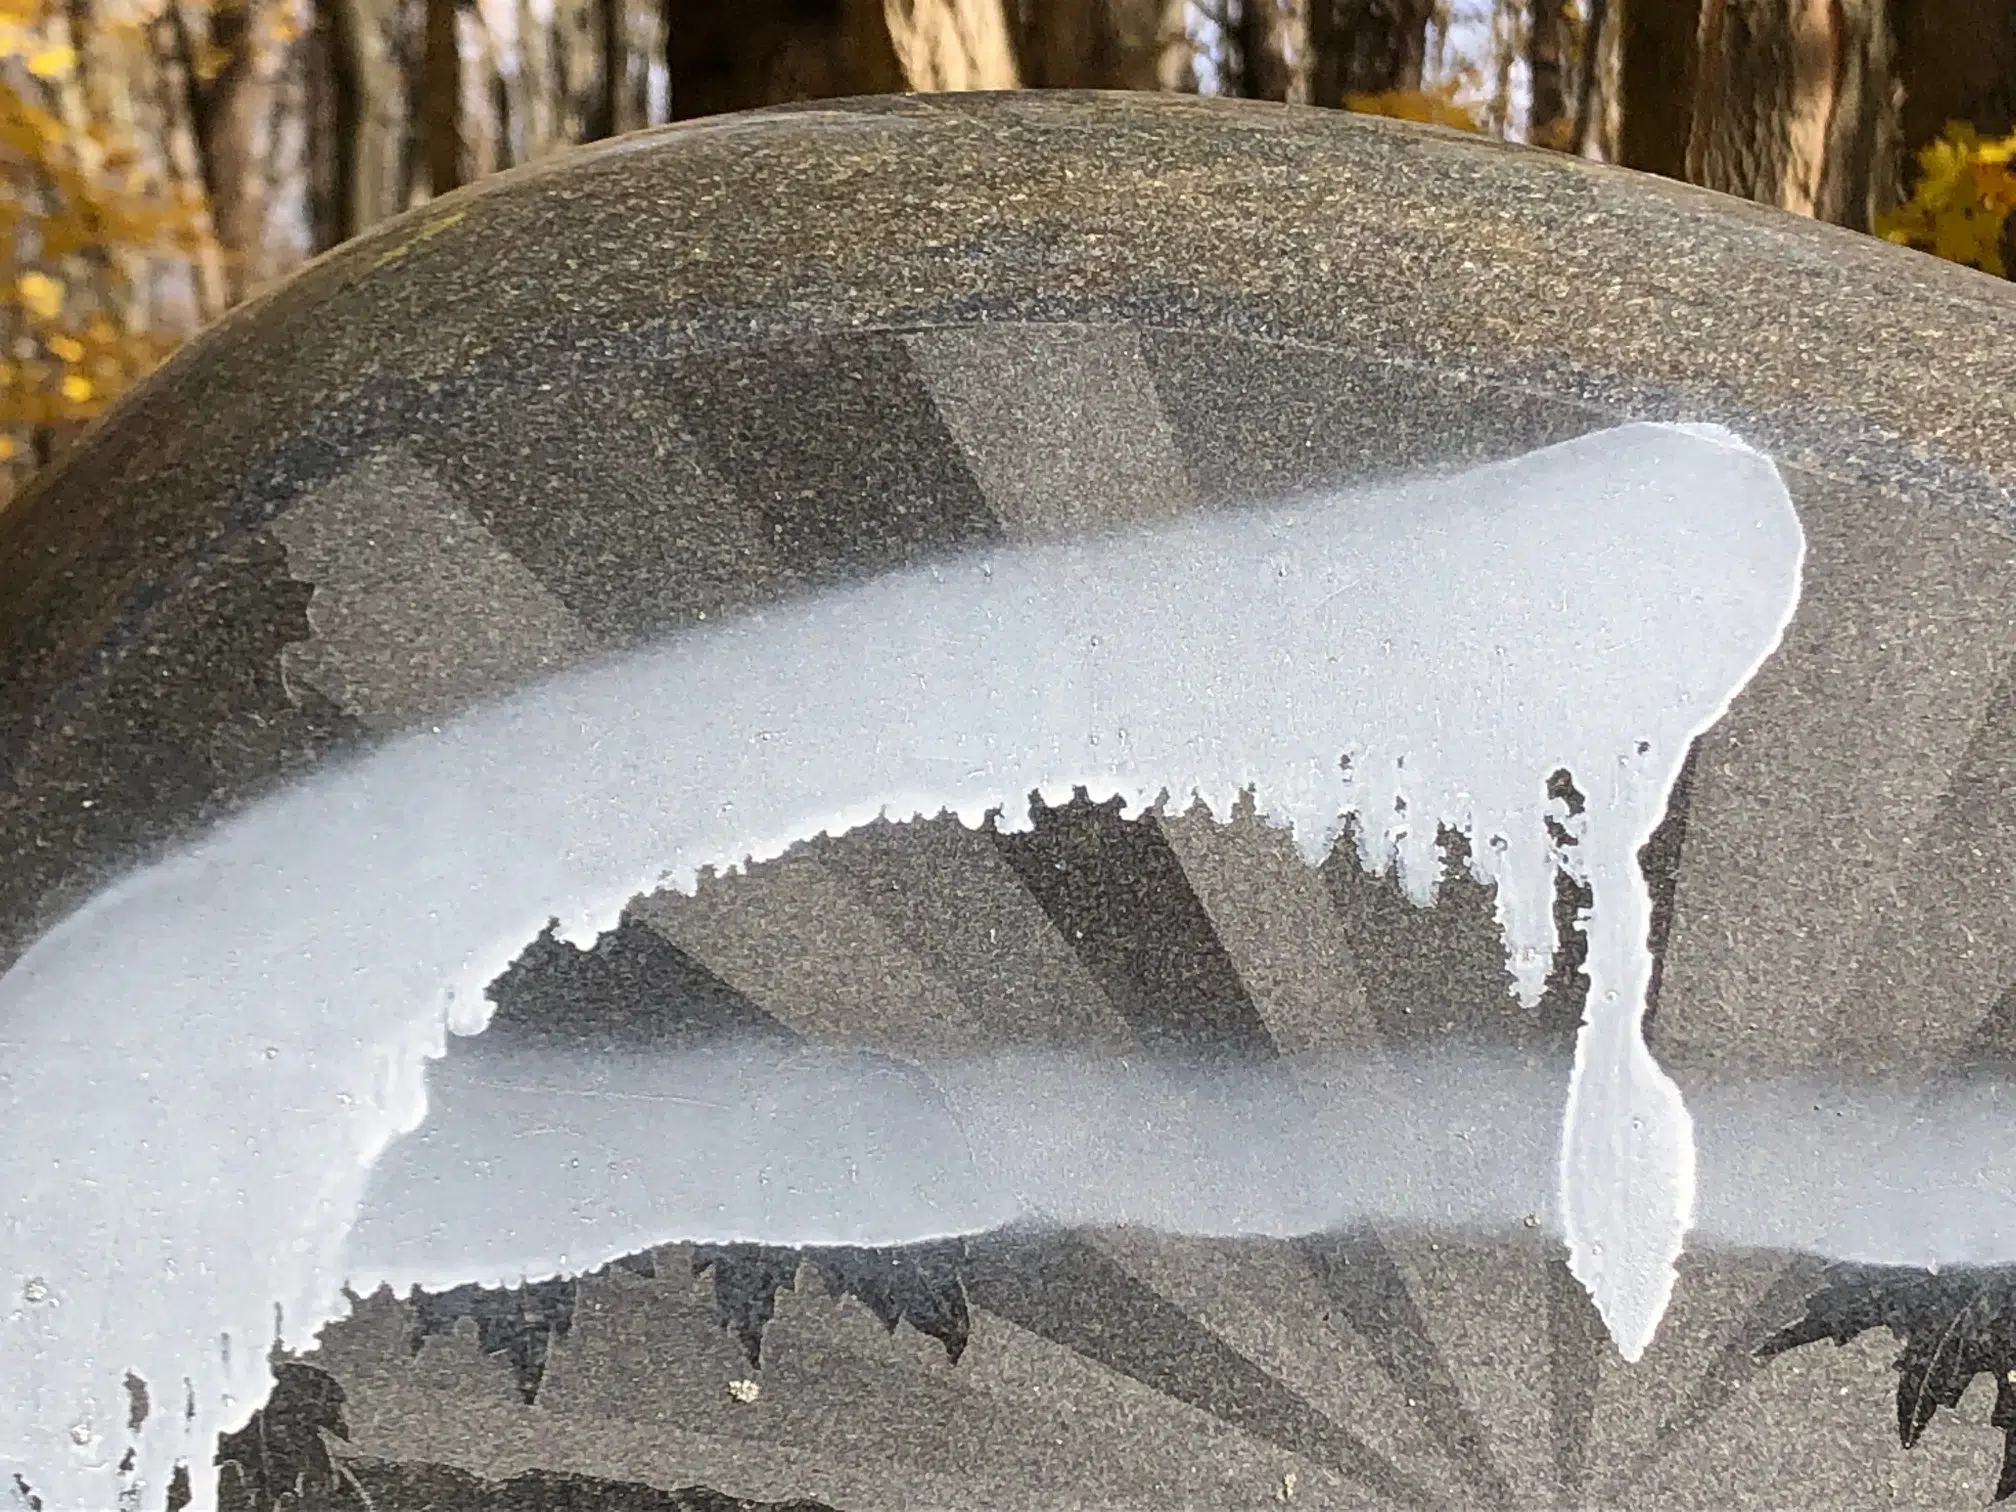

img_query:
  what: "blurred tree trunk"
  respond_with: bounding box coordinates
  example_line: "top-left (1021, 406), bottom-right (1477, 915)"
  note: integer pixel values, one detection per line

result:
top-left (1894, 0), bottom-right (2016, 149)
top-left (1527, 0), bottom-right (1569, 145)
top-left (1617, 0), bottom-right (1697, 178)
top-left (1572, 0), bottom-right (1620, 156)
top-left (663, 0), bottom-right (901, 117)
top-left (1684, 0), bottom-right (1898, 228)
top-left (554, 0), bottom-right (599, 144)
top-left (518, 0), bottom-right (558, 156)
top-left (421, 0), bottom-right (461, 190)
top-left (156, 7), bottom-right (232, 314)
top-left (885, 0), bottom-right (1019, 87)
top-left (1009, 0), bottom-right (1193, 91)
top-left (178, 0), bottom-right (271, 299)
top-left (1308, 0), bottom-right (1435, 105)
top-left (1486, 0), bottom-right (1520, 134)
top-left (1236, 0), bottom-right (1306, 101)
top-left (593, 0), bottom-right (625, 136)
top-left (318, 0), bottom-right (403, 239)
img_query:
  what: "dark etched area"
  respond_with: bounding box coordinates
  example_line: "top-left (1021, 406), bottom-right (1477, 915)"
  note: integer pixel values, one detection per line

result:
top-left (661, 334), bottom-right (999, 593)
top-left (1758, 1264), bottom-right (2016, 1501)
top-left (1319, 817), bottom-right (1535, 1052)
top-left (406, 1273), bottom-right (581, 1405)
top-left (1638, 739), bottom-right (1701, 1037)
top-left (320, 1462), bottom-right (842, 1512)
top-left (481, 916), bottom-right (797, 1049)
top-left (215, 1361), bottom-right (351, 1511)
top-left (1299, 1229), bottom-right (1515, 1506)
top-left (692, 1243), bottom-right (803, 1367)
top-left (211, 1356), bottom-right (842, 1512)
top-left (960, 1229), bottom-right (1437, 1508)
top-left (399, 1253), bottom-right (659, 1404)
top-left (804, 1244), bottom-right (972, 1365)
top-left (992, 789), bottom-right (1278, 1061)
top-left (0, 534), bottom-right (363, 978)
top-left (693, 1241), bottom-right (972, 1367)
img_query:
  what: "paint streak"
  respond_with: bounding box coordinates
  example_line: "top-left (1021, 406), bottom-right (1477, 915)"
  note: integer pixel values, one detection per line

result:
top-left (0, 423), bottom-right (1802, 1509)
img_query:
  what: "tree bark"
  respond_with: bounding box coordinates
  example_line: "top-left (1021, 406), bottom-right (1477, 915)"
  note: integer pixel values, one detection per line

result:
top-left (1528, 0), bottom-right (1570, 145)
top-left (555, 0), bottom-right (600, 146)
top-left (664, 0), bottom-right (904, 119)
top-left (518, 0), bottom-right (559, 157)
top-left (156, 7), bottom-right (231, 315)
top-left (1236, 0), bottom-right (1306, 101)
top-left (1571, 0), bottom-right (1615, 155)
top-left (1684, 0), bottom-right (1898, 228)
top-left (593, 0), bottom-right (622, 138)
top-left (179, 0), bottom-right (270, 299)
top-left (884, 0), bottom-right (1019, 89)
top-left (422, 0), bottom-right (461, 191)
top-left (1308, 0), bottom-right (1435, 105)
top-left (1009, 0), bottom-right (1192, 91)
top-left (1617, 0), bottom-right (1698, 178)
top-left (318, 0), bottom-right (402, 240)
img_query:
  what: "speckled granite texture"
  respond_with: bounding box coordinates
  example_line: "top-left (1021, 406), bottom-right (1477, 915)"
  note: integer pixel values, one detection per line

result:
top-left (6, 92), bottom-right (2016, 1510)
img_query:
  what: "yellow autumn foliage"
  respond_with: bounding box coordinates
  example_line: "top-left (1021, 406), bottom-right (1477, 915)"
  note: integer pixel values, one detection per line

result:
top-left (1344, 86), bottom-right (1484, 135)
top-left (1, 0), bottom-right (212, 489)
top-left (1876, 121), bottom-right (2016, 277)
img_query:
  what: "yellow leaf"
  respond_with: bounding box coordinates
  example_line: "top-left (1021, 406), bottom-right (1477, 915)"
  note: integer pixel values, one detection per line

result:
top-left (15, 270), bottom-right (63, 320)
top-left (1975, 159), bottom-right (2016, 212)
top-left (0, 435), bottom-right (17, 462)
top-left (44, 333), bottom-right (83, 362)
top-left (58, 372), bottom-right (92, 402)
top-left (1883, 121), bottom-right (2016, 276)
top-left (1345, 87), bottom-right (1482, 134)
top-left (25, 42), bottom-right (75, 77)
top-left (190, 37), bottom-right (231, 81)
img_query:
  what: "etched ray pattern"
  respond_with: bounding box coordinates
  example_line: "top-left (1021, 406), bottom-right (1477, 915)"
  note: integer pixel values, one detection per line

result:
top-left (5, 309), bottom-right (2014, 1512)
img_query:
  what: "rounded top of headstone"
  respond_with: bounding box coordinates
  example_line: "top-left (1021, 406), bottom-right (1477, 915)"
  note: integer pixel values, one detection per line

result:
top-left (2, 89), bottom-right (2012, 956)
top-left (5, 92), bottom-right (2016, 1512)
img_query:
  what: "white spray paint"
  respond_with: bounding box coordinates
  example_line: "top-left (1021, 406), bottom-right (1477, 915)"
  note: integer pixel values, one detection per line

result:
top-left (346, 1045), bottom-right (2016, 1284)
top-left (0, 421), bottom-right (1802, 1509)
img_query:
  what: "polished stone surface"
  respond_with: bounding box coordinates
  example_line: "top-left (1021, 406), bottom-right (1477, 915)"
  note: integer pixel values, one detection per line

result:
top-left (4, 92), bottom-right (2016, 1511)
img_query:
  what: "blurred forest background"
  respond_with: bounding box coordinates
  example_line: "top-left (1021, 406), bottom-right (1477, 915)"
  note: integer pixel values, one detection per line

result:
top-left (0, 0), bottom-right (2012, 500)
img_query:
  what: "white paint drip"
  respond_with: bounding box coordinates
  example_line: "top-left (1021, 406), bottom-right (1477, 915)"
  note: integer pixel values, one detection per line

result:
top-left (0, 421), bottom-right (1802, 1509)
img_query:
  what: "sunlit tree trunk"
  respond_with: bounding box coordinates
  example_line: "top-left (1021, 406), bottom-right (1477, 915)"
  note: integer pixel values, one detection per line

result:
top-left (518, 0), bottom-right (558, 155)
top-left (156, 7), bottom-right (232, 313)
top-left (885, 0), bottom-right (1019, 88)
top-left (554, 0), bottom-right (598, 143)
top-left (1572, 0), bottom-right (1620, 156)
top-left (261, 0), bottom-right (316, 273)
top-left (1684, 0), bottom-right (1898, 228)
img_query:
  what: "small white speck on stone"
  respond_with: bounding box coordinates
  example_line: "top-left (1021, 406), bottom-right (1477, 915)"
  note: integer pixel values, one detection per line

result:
top-left (726, 1378), bottom-right (761, 1404)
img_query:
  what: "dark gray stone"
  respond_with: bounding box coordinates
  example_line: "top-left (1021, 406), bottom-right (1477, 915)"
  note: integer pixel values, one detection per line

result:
top-left (5, 92), bottom-right (2016, 1510)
